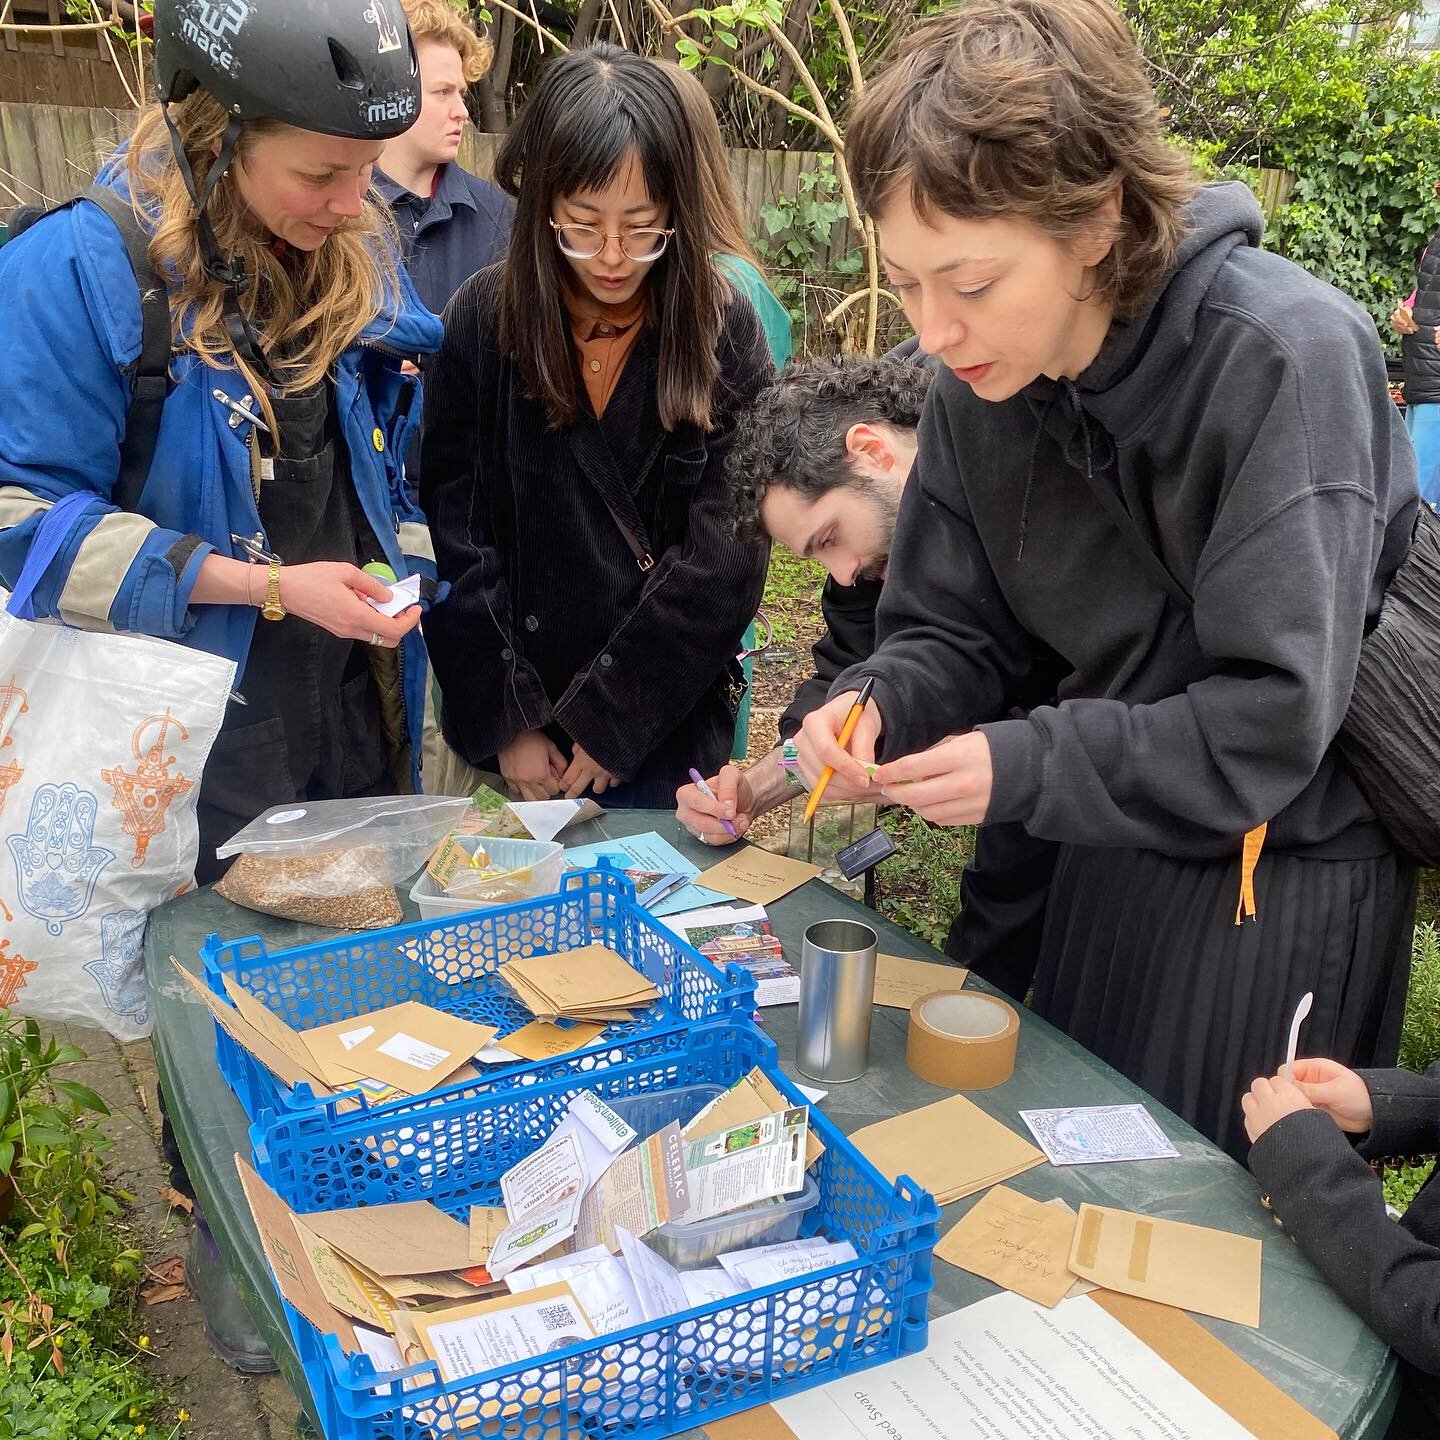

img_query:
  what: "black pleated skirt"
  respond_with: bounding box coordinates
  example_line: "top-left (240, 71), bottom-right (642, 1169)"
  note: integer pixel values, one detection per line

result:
top-left (1030, 843), bottom-right (1418, 1160)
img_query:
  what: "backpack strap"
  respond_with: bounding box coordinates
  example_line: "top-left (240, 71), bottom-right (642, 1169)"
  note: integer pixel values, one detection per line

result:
top-left (81, 187), bottom-right (172, 516)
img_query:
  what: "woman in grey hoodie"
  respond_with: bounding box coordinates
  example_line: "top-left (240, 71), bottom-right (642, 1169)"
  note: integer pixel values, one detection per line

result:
top-left (797, 0), bottom-right (1420, 1158)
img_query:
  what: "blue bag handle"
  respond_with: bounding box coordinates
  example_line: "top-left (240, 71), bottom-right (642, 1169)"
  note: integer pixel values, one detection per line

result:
top-left (6, 492), bottom-right (101, 622)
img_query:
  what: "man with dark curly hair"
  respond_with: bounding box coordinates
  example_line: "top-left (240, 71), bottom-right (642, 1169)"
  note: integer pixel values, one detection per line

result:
top-left (675, 347), bottom-right (1059, 998)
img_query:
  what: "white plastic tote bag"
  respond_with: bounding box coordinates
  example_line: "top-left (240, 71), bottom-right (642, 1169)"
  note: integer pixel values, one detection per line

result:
top-left (0, 494), bottom-right (235, 1039)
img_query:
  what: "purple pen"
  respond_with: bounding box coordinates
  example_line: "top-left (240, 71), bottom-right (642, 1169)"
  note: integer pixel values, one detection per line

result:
top-left (688, 767), bottom-right (739, 839)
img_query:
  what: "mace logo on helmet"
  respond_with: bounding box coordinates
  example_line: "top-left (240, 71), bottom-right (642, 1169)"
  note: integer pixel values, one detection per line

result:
top-left (180, 0), bottom-right (250, 75)
top-left (366, 91), bottom-right (416, 125)
top-left (364, 2), bottom-right (404, 55)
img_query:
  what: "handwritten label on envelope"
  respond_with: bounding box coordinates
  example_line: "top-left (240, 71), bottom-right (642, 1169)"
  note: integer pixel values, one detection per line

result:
top-left (935, 1185), bottom-right (1079, 1307)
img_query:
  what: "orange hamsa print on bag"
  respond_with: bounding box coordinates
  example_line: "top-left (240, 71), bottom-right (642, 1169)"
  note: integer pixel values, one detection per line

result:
top-left (101, 711), bottom-right (195, 869)
top-left (0, 677), bottom-right (29, 820)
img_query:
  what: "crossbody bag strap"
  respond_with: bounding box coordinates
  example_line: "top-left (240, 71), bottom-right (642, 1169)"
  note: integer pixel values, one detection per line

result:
top-left (1075, 461), bottom-right (1193, 609)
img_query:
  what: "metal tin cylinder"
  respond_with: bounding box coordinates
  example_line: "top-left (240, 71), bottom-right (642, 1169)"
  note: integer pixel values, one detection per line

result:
top-left (796, 918), bottom-right (878, 1083)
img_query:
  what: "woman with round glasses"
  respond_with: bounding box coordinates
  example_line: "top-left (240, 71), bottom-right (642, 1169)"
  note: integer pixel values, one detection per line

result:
top-left (420, 44), bottom-right (773, 806)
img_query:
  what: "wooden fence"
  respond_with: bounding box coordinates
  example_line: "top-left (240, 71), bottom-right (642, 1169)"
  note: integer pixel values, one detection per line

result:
top-left (0, 101), bottom-right (1296, 270)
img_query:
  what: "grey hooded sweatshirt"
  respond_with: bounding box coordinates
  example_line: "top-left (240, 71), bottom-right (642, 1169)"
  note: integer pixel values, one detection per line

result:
top-left (836, 183), bottom-right (1419, 860)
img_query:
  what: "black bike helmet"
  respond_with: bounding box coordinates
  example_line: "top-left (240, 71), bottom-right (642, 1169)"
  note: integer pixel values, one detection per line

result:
top-left (147, 0), bottom-right (421, 384)
top-left (153, 0), bottom-right (421, 141)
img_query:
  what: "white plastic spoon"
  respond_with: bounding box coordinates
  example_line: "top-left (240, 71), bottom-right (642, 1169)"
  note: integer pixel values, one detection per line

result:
top-left (1283, 991), bottom-right (1314, 1082)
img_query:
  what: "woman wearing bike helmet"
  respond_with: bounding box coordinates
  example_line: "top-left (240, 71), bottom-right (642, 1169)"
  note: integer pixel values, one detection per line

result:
top-left (0, 0), bottom-right (443, 884)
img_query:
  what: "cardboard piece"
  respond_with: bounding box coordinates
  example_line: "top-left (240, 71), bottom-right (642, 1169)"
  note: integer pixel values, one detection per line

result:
top-left (1092, 1292), bottom-right (1338, 1440)
top-left (494, 1019), bottom-right (606, 1061)
top-left (171, 958), bottom-right (335, 1097)
top-left (850, 1094), bottom-right (1044, 1205)
top-left (683, 1067), bottom-right (824, 1171)
top-left (934, 1184), bottom-right (1078, 1308)
top-left (300, 1199), bottom-right (473, 1279)
top-left (873, 953), bottom-right (969, 1010)
top-left (696, 845), bottom-right (823, 907)
top-left (234, 1156), bottom-right (358, 1354)
top-left (468, 1206), bottom-right (508, 1265)
top-left (221, 975), bottom-right (332, 1089)
top-left (290, 1220), bottom-right (398, 1331)
top-left (1069, 1203), bottom-right (1262, 1328)
top-left (315, 1002), bottom-right (498, 1095)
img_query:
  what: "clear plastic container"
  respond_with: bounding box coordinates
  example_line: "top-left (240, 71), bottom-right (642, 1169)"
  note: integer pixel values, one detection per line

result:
top-left (607, 1083), bottom-right (822, 1269)
top-left (408, 836), bottom-right (565, 918)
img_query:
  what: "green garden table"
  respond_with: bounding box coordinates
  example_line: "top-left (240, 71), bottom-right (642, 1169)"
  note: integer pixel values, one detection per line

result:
top-left (146, 808), bottom-right (1400, 1437)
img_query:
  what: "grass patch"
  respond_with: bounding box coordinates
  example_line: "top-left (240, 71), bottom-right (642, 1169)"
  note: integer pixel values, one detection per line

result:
top-left (0, 1017), bottom-right (172, 1440)
top-left (761, 550), bottom-right (826, 647)
top-left (876, 812), bottom-right (976, 949)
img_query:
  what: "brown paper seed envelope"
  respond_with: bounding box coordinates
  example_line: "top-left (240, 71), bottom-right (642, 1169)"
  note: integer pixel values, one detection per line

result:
top-left (934, 1184), bottom-right (1078, 1308)
top-left (468, 1206), bottom-right (508, 1265)
top-left (851, 1094), bottom-right (1044, 1205)
top-left (1070, 1203), bottom-right (1262, 1328)
top-left (494, 1019), bottom-right (606, 1061)
top-left (234, 1155), bottom-right (358, 1354)
top-left (697, 845), bottom-right (823, 907)
top-left (172, 959), bottom-right (334, 1096)
top-left (301, 1198), bottom-right (473, 1278)
top-left (313, 1002), bottom-right (498, 1094)
top-left (501, 945), bottom-right (658, 1014)
top-left (874, 953), bottom-right (969, 1010)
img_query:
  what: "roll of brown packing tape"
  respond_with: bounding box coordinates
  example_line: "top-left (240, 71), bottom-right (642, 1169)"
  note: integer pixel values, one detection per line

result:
top-left (906, 989), bottom-right (1019, 1090)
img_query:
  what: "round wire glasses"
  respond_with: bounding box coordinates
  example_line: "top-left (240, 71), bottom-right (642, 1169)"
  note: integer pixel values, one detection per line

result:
top-left (550, 220), bottom-right (674, 262)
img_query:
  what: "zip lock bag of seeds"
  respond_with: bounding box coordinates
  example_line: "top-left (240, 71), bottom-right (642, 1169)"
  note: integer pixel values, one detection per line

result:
top-left (214, 795), bottom-right (471, 928)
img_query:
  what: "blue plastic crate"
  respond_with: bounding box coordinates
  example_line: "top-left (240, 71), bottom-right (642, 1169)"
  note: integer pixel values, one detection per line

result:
top-left (202, 867), bottom-right (754, 1128)
top-left (253, 1020), bottom-right (939, 1440)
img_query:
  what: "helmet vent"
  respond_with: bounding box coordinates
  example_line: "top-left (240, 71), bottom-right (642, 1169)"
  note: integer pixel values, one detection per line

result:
top-left (327, 38), bottom-right (366, 90)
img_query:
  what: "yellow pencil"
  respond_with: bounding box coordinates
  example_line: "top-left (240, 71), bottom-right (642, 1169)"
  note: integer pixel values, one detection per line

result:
top-left (803, 676), bottom-right (876, 822)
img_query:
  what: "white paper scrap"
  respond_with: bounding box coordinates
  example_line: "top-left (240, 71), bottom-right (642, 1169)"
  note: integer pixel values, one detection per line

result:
top-left (1019, 1103), bottom-right (1180, 1166)
top-left (796, 1084), bottom-right (827, 1105)
top-left (679, 1268), bottom-right (740, 1308)
top-left (618, 1226), bottom-right (691, 1324)
top-left (551, 1091), bottom-right (636, 1192)
top-left (375, 1032), bottom-right (451, 1072)
top-left (339, 1025), bottom-right (375, 1051)
top-left (364, 573), bottom-right (422, 619)
top-left (717, 1237), bottom-right (856, 1291)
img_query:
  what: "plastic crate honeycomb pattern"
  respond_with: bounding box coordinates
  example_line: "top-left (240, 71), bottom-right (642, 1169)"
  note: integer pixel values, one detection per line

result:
top-left (254, 1020), bottom-right (939, 1440)
top-left (201, 868), bottom-right (754, 1127)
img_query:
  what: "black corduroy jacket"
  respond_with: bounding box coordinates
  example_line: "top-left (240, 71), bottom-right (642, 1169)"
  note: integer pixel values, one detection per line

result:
top-left (420, 265), bottom-right (772, 802)
top-left (1249, 1066), bottom-right (1440, 1427)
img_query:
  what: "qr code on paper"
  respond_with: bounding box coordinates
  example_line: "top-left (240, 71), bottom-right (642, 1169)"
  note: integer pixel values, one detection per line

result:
top-left (538, 1302), bottom-right (575, 1332)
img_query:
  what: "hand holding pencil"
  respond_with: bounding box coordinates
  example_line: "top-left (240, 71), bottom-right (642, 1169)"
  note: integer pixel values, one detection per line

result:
top-left (796, 678), bottom-right (883, 815)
